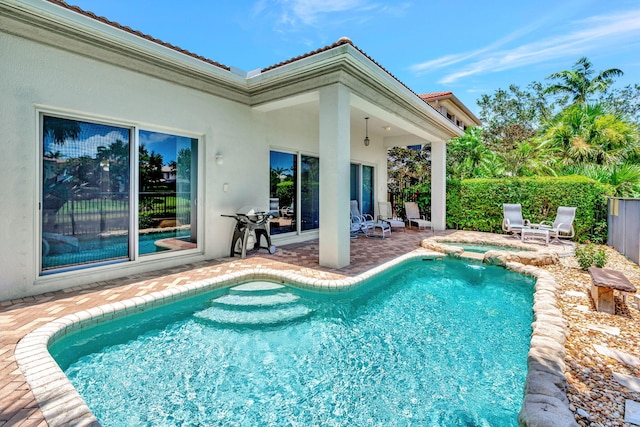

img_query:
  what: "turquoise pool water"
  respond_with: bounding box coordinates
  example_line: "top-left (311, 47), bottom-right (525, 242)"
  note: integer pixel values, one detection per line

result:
top-left (42, 229), bottom-right (191, 270)
top-left (50, 258), bottom-right (534, 426)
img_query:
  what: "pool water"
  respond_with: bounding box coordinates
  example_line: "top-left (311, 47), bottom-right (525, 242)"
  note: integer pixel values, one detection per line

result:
top-left (42, 229), bottom-right (191, 270)
top-left (50, 258), bottom-right (534, 426)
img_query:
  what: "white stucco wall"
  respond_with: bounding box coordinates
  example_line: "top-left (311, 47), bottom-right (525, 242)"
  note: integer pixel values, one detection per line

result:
top-left (0, 30), bottom-right (391, 300)
top-left (0, 33), bottom-right (261, 299)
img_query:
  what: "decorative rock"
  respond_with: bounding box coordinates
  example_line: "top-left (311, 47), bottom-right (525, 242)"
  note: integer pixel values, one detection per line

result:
top-left (518, 394), bottom-right (579, 427)
top-left (612, 372), bottom-right (640, 392)
top-left (625, 400), bottom-right (640, 425)
top-left (593, 344), bottom-right (640, 367)
top-left (585, 324), bottom-right (620, 336)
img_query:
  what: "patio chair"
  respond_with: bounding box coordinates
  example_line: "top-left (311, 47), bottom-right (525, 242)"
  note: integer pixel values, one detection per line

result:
top-left (502, 203), bottom-right (530, 236)
top-left (404, 202), bottom-right (431, 231)
top-left (539, 206), bottom-right (576, 242)
top-left (378, 201), bottom-right (405, 232)
top-left (350, 200), bottom-right (389, 238)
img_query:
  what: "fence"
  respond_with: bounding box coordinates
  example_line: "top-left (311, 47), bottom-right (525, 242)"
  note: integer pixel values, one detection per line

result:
top-left (45, 191), bottom-right (191, 236)
top-left (608, 198), bottom-right (640, 265)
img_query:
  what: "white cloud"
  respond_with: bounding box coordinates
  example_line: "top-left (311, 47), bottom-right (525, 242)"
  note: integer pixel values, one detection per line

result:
top-left (253, 0), bottom-right (401, 31)
top-left (411, 8), bottom-right (640, 84)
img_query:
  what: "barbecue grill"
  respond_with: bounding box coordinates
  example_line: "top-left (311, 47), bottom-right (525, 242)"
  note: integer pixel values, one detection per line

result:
top-left (222, 206), bottom-right (276, 259)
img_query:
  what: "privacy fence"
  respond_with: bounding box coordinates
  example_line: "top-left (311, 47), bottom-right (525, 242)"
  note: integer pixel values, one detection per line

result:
top-left (608, 198), bottom-right (640, 265)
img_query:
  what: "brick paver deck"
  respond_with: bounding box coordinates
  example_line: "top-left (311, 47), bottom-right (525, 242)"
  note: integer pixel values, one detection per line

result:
top-left (0, 230), bottom-right (562, 426)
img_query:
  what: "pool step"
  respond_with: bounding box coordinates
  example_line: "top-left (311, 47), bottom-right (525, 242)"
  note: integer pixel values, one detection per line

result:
top-left (196, 281), bottom-right (312, 326)
top-left (194, 304), bottom-right (312, 326)
top-left (229, 281), bottom-right (285, 295)
top-left (212, 292), bottom-right (300, 307)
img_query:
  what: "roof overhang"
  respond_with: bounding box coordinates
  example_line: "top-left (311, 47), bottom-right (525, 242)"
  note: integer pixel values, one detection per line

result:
top-left (1, 0), bottom-right (465, 143)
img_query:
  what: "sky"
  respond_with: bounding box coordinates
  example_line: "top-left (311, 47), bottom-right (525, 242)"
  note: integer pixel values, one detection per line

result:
top-left (67, 0), bottom-right (640, 117)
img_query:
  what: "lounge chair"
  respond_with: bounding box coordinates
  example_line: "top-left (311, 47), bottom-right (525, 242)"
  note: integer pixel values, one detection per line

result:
top-left (350, 200), bottom-right (390, 238)
top-left (378, 202), bottom-right (405, 232)
top-left (540, 206), bottom-right (576, 242)
top-left (404, 202), bottom-right (431, 231)
top-left (502, 203), bottom-right (530, 236)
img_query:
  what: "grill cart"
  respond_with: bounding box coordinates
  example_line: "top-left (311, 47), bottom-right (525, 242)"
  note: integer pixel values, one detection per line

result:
top-left (222, 206), bottom-right (276, 259)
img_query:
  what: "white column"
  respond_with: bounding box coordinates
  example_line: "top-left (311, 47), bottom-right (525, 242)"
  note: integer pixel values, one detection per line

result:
top-left (431, 140), bottom-right (446, 230)
top-left (319, 84), bottom-right (351, 268)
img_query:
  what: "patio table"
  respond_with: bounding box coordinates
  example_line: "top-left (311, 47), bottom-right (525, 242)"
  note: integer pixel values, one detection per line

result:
top-left (521, 227), bottom-right (549, 245)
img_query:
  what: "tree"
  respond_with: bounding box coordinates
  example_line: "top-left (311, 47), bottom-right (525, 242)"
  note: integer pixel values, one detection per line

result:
top-left (447, 127), bottom-right (498, 179)
top-left (542, 103), bottom-right (638, 167)
top-left (544, 57), bottom-right (623, 105)
top-left (599, 83), bottom-right (640, 125)
top-left (387, 146), bottom-right (431, 192)
top-left (138, 144), bottom-right (164, 191)
top-left (477, 83), bottom-right (552, 151)
top-left (43, 116), bottom-right (81, 144)
top-left (562, 163), bottom-right (640, 197)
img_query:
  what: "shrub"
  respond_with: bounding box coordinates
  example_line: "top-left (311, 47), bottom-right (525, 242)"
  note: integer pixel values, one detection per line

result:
top-left (593, 248), bottom-right (608, 268)
top-left (575, 243), bottom-right (608, 270)
top-left (574, 244), bottom-right (596, 270)
top-left (445, 175), bottom-right (612, 242)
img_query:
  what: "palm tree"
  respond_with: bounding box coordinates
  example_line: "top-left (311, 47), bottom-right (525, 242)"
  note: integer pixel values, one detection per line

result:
top-left (447, 127), bottom-right (498, 179)
top-left (562, 163), bottom-right (640, 197)
top-left (544, 57), bottom-right (623, 105)
top-left (542, 104), bottom-right (638, 167)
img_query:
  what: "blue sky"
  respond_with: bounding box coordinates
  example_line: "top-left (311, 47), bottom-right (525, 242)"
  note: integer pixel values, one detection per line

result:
top-left (69, 0), bottom-right (640, 116)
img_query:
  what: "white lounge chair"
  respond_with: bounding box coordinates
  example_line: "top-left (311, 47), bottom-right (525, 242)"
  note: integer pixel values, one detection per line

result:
top-left (351, 200), bottom-right (390, 238)
top-left (540, 206), bottom-right (576, 242)
top-left (378, 202), bottom-right (405, 232)
top-left (502, 203), bottom-right (530, 236)
top-left (404, 202), bottom-right (431, 231)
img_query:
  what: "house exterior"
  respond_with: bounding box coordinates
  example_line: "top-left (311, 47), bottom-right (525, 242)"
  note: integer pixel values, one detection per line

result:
top-left (0, 0), bottom-right (469, 301)
top-left (420, 92), bottom-right (482, 131)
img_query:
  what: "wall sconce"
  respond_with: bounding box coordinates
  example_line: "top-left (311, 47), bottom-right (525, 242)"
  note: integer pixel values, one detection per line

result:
top-left (363, 117), bottom-right (370, 146)
top-left (215, 154), bottom-right (224, 165)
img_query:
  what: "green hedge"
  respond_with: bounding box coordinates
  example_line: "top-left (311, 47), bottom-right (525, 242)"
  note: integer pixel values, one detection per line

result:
top-left (446, 175), bottom-right (611, 243)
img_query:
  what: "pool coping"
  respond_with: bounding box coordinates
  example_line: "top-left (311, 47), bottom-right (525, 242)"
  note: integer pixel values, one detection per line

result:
top-left (14, 247), bottom-right (577, 427)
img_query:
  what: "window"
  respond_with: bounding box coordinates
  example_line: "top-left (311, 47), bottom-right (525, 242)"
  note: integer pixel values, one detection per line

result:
top-left (350, 163), bottom-right (375, 217)
top-left (40, 114), bottom-right (198, 274)
top-left (300, 155), bottom-right (319, 231)
top-left (138, 131), bottom-right (198, 256)
top-left (269, 151), bottom-right (297, 235)
top-left (269, 151), bottom-right (319, 235)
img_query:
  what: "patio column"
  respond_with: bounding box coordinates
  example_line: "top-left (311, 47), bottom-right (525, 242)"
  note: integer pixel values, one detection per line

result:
top-left (431, 140), bottom-right (446, 230)
top-left (319, 84), bottom-right (351, 268)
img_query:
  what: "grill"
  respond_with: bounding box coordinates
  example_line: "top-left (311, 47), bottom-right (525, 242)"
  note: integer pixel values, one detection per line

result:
top-left (222, 207), bottom-right (276, 259)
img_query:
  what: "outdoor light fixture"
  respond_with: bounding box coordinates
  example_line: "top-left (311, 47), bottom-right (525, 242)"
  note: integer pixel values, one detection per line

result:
top-left (364, 117), bottom-right (370, 146)
top-left (215, 154), bottom-right (224, 165)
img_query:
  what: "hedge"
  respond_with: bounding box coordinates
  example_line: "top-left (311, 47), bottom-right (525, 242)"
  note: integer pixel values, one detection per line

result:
top-left (446, 175), bottom-right (611, 243)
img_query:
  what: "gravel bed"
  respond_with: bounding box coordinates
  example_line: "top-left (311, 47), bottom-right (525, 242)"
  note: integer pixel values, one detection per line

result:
top-left (540, 246), bottom-right (640, 426)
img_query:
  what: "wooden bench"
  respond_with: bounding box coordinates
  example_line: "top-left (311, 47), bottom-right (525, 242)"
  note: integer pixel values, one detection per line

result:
top-left (589, 267), bottom-right (636, 314)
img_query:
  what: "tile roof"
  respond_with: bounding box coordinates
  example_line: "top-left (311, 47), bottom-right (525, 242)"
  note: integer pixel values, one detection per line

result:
top-left (42, 1), bottom-right (457, 123)
top-left (45, 0), bottom-right (231, 71)
top-left (419, 92), bottom-right (453, 100)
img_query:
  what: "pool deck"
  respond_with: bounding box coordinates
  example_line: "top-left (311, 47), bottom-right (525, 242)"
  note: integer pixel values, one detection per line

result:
top-left (0, 230), bottom-right (597, 426)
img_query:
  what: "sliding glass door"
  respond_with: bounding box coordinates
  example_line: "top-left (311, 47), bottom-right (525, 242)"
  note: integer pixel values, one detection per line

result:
top-left (41, 114), bottom-right (199, 274)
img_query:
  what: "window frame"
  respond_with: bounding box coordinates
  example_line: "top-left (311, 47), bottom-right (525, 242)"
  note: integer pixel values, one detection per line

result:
top-left (36, 108), bottom-right (203, 278)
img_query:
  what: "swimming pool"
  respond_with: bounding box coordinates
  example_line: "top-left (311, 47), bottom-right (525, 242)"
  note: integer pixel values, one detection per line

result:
top-left (42, 229), bottom-right (191, 270)
top-left (49, 258), bottom-right (534, 426)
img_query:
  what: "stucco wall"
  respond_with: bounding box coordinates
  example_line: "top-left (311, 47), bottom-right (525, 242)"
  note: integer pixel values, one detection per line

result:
top-left (0, 32), bottom-right (389, 300)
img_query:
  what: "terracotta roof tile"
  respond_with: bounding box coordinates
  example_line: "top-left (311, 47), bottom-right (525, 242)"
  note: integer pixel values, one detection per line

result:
top-left (419, 92), bottom-right (453, 100)
top-left (41, 2), bottom-right (457, 123)
top-left (45, 0), bottom-right (231, 71)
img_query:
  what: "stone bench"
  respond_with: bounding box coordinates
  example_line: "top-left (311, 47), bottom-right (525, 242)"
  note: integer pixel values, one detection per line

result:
top-left (589, 267), bottom-right (637, 314)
